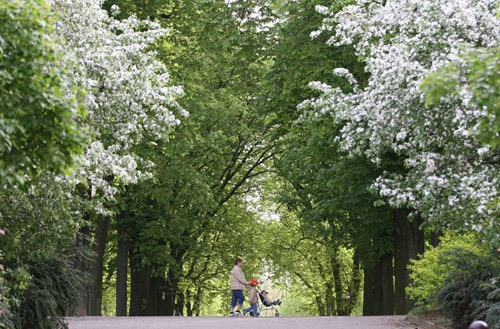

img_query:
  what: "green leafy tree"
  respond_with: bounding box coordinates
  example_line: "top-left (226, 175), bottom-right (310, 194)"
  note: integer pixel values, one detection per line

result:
top-left (92, 0), bottom-right (277, 316)
top-left (0, 1), bottom-right (85, 327)
top-left (0, 0), bottom-right (85, 186)
top-left (260, 0), bottom-right (402, 316)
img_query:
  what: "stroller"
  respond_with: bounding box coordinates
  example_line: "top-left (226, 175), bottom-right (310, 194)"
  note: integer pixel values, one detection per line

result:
top-left (257, 290), bottom-right (280, 317)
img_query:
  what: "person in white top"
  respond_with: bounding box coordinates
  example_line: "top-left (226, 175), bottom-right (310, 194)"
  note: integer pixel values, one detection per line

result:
top-left (229, 258), bottom-right (249, 316)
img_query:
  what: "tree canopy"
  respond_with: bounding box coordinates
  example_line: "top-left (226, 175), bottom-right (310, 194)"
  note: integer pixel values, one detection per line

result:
top-left (0, 0), bottom-right (499, 327)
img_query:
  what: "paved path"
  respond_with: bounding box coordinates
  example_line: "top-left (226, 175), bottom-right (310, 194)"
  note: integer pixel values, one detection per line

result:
top-left (66, 316), bottom-right (420, 329)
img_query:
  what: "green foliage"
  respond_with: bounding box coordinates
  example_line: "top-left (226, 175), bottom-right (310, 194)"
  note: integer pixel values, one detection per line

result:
top-left (264, 0), bottom-right (394, 294)
top-left (7, 252), bottom-right (86, 329)
top-left (422, 48), bottom-right (500, 147)
top-left (407, 232), bottom-right (489, 305)
top-left (0, 178), bottom-right (86, 327)
top-left (0, 235), bottom-right (14, 328)
top-left (436, 251), bottom-right (500, 329)
top-left (0, 0), bottom-right (85, 185)
top-left (409, 304), bottom-right (430, 315)
top-left (7, 0), bottom-right (498, 320)
top-left (264, 0), bottom-right (364, 131)
top-left (240, 0), bottom-right (383, 316)
top-left (258, 207), bottom-right (363, 316)
top-left (277, 294), bottom-right (316, 316)
top-left (97, 0), bottom-right (279, 316)
top-left (0, 2), bottom-right (85, 324)
top-left (0, 178), bottom-right (82, 263)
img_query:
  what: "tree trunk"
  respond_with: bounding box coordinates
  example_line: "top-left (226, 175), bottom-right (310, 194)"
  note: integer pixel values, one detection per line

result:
top-left (317, 265), bottom-right (328, 316)
top-left (381, 252), bottom-right (394, 315)
top-left (430, 231), bottom-right (443, 248)
top-left (332, 255), bottom-right (346, 315)
top-left (316, 295), bottom-right (326, 316)
top-left (158, 277), bottom-right (168, 316)
top-left (348, 251), bottom-right (362, 315)
top-left (89, 216), bottom-right (110, 316)
top-left (295, 271), bottom-right (325, 315)
top-left (130, 253), bottom-right (150, 316)
top-left (374, 258), bottom-right (384, 315)
top-left (186, 289), bottom-right (193, 316)
top-left (129, 255), bottom-right (140, 316)
top-left (144, 276), bottom-right (160, 315)
top-left (416, 215), bottom-right (425, 256)
top-left (193, 285), bottom-right (202, 316)
top-left (325, 281), bottom-right (335, 316)
top-left (393, 209), bottom-right (409, 314)
top-left (175, 291), bottom-right (185, 316)
top-left (72, 226), bottom-right (90, 316)
top-left (393, 209), bottom-right (423, 314)
top-left (363, 261), bottom-right (376, 316)
top-left (162, 266), bottom-right (178, 316)
top-left (116, 212), bottom-right (130, 316)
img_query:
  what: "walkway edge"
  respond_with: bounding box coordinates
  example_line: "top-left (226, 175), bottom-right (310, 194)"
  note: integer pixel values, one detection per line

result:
top-left (406, 314), bottom-right (446, 329)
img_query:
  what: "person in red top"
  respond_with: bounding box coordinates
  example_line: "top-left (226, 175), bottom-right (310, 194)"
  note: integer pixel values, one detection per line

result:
top-left (243, 279), bottom-right (259, 317)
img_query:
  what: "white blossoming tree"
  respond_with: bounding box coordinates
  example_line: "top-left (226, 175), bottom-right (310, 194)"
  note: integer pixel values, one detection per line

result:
top-left (422, 47), bottom-right (500, 147)
top-left (1, 0), bottom-right (186, 324)
top-left (304, 0), bottom-right (500, 245)
top-left (51, 0), bottom-right (186, 206)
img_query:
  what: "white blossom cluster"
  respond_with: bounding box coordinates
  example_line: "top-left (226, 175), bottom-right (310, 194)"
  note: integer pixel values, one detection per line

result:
top-left (48, 0), bottom-right (186, 203)
top-left (304, 0), bottom-right (500, 239)
top-left (75, 141), bottom-right (153, 196)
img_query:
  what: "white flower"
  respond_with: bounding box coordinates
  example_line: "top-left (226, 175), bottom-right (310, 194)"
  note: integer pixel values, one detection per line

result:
top-left (333, 67), bottom-right (358, 87)
top-left (310, 30), bottom-right (322, 39)
top-left (315, 5), bottom-right (330, 15)
top-left (477, 146), bottom-right (490, 156)
top-left (48, 0), bottom-right (185, 202)
top-left (307, 0), bottom-right (500, 237)
top-left (110, 4), bottom-right (120, 16)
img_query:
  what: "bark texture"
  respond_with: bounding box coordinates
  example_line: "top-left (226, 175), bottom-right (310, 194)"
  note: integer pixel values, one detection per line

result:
top-left (89, 216), bottom-right (110, 316)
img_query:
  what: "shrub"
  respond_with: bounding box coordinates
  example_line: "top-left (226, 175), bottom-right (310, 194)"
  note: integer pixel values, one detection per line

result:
top-left (407, 232), bottom-right (488, 305)
top-left (7, 252), bottom-right (85, 329)
top-left (0, 231), bottom-right (14, 329)
top-left (436, 250), bottom-right (500, 329)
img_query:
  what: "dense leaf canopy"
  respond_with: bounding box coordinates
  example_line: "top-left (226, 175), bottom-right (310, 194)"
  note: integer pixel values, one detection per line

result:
top-left (0, 0), bottom-right (499, 327)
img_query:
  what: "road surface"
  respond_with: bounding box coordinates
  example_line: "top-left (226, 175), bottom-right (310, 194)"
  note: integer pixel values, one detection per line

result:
top-left (66, 315), bottom-right (420, 329)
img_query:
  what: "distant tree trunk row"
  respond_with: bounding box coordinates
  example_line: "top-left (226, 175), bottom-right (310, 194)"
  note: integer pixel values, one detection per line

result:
top-left (73, 209), bottom-right (439, 317)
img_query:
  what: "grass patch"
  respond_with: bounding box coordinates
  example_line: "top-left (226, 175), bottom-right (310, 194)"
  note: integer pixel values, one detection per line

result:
top-left (410, 305), bottom-right (454, 329)
top-left (410, 305), bottom-right (430, 316)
